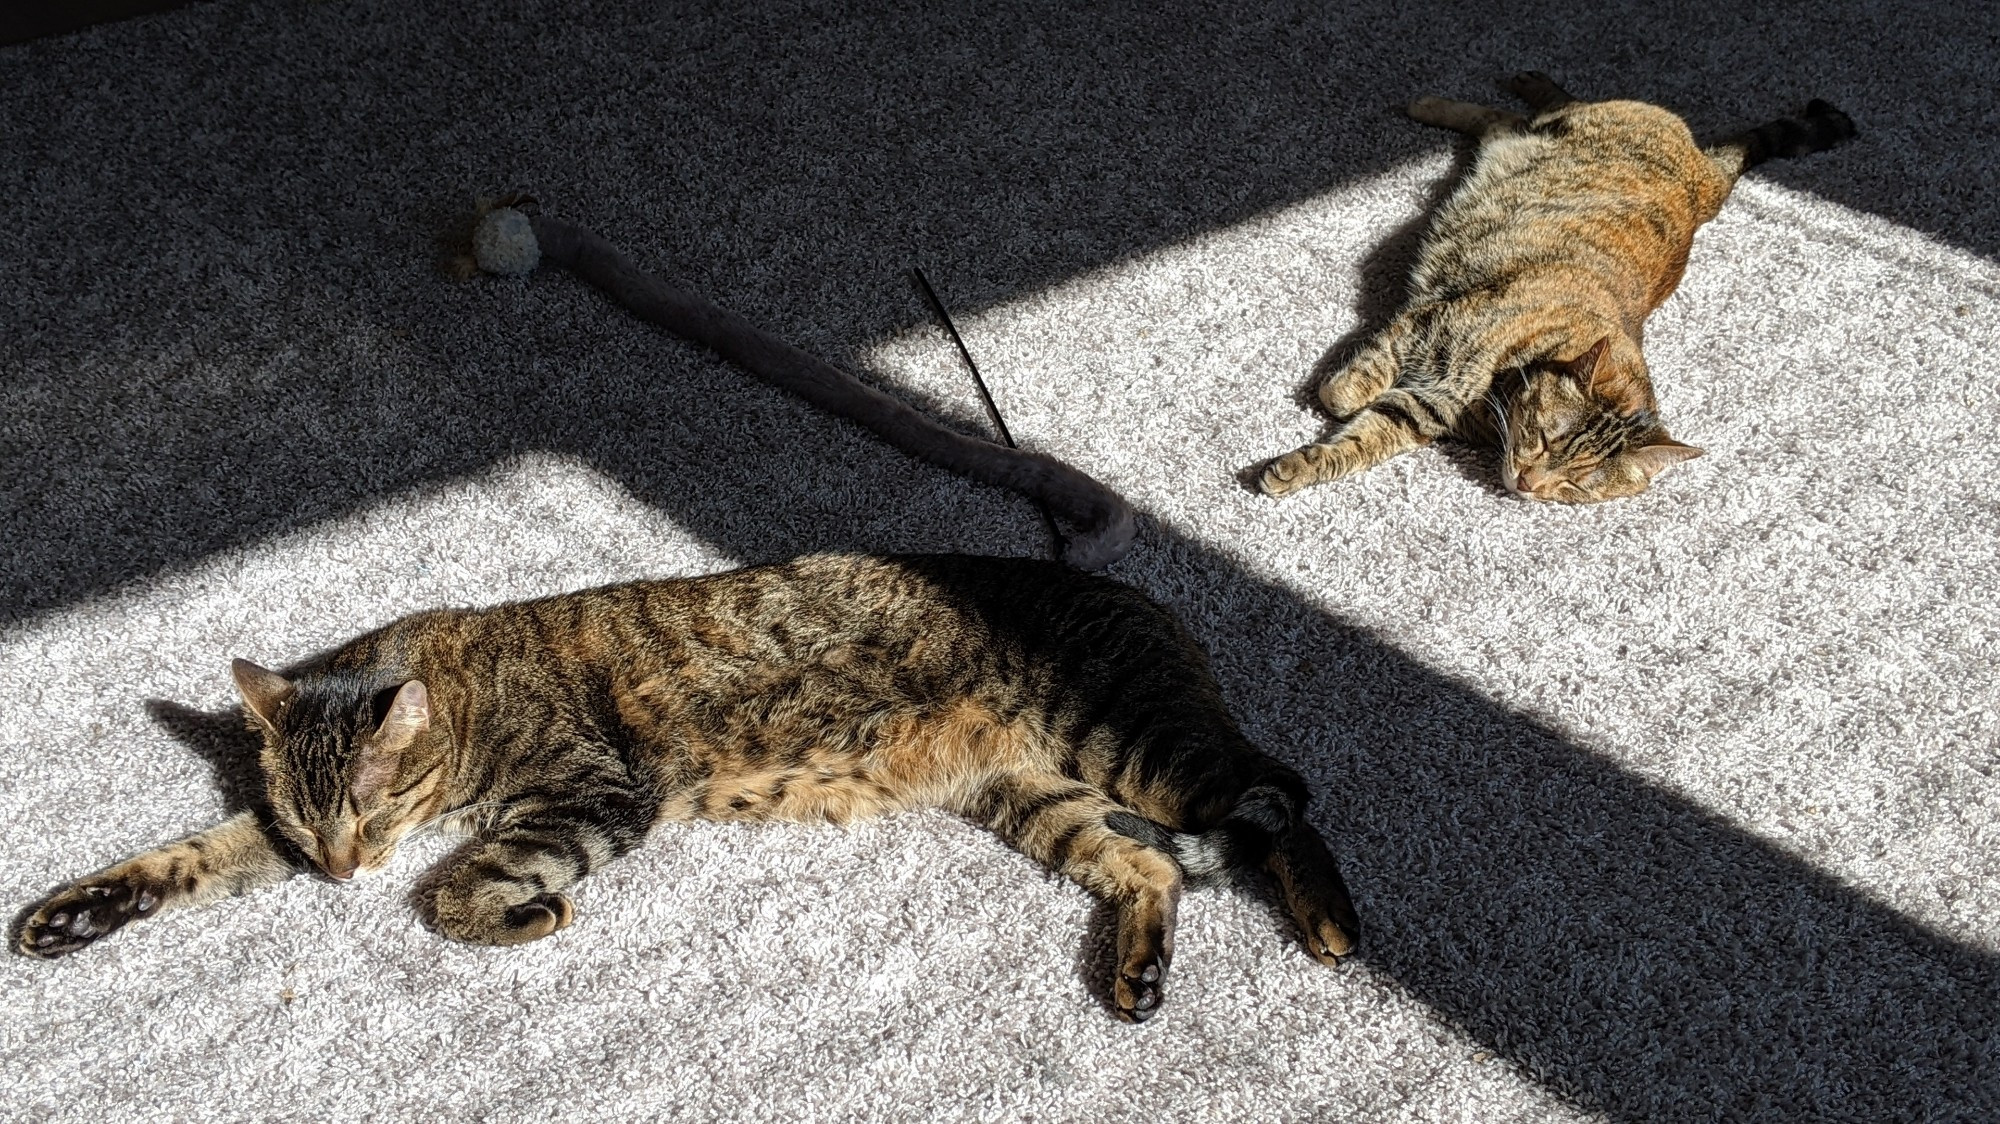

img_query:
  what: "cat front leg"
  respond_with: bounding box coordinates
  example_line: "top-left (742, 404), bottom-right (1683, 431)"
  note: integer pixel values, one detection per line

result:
top-left (17, 811), bottom-right (299, 958)
top-left (1316, 337), bottom-right (1403, 419)
top-left (421, 786), bottom-right (652, 947)
top-left (1498, 71), bottom-right (1578, 113)
top-left (1259, 390), bottom-right (1443, 496)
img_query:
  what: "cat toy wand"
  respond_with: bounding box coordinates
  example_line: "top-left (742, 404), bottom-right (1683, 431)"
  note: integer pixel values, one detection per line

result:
top-left (911, 267), bottom-right (1067, 562)
top-left (455, 194), bottom-right (1134, 567)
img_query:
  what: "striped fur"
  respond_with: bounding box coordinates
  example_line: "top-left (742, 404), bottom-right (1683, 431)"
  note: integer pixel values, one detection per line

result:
top-left (17, 555), bottom-right (1358, 1022)
top-left (1259, 72), bottom-right (1854, 503)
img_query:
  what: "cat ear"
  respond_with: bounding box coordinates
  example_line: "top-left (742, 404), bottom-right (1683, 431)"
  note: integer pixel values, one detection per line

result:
top-left (1628, 438), bottom-right (1705, 478)
top-left (231, 659), bottom-right (295, 727)
top-left (1567, 337), bottom-right (1652, 416)
top-left (353, 680), bottom-right (430, 803)
top-left (1560, 337), bottom-right (1611, 382)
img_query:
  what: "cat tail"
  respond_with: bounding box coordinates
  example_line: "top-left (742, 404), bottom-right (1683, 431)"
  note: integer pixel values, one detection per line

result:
top-left (460, 201), bottom-right (1136, 570)
top-left (1166, 781), bottom-right (1303, 884)
top-left (1162, 778), bottom-right (1362, 958)
top-left (1713, 100), bottom-right (1857, 176)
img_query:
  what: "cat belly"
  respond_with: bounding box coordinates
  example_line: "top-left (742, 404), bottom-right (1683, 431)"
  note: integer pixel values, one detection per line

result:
top-left (651, 695), bottom-right (1048, 827)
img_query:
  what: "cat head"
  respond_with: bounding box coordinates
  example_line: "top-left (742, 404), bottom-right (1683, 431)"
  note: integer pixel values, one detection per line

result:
top-left (232, 659), bottom-right (450, 882)
top-left (1498, 337), bottom-right (1703, 503)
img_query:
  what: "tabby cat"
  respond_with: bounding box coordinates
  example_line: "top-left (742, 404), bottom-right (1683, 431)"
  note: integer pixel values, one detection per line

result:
top-left (17, 554), bottom-right (1358, 1022)
top-left (1258, 72), bottom-right (1855, 502)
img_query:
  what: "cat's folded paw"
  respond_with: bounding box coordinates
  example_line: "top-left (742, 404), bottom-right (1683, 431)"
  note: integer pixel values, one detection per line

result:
top-left (17, 877), bottom-right (161, 959)
top-left (1257, 451), bottom-right (1319, 498)
top-left (501, 893), bottom-right (574, 941)
top-left (430, 881), bottom-right (574, 946)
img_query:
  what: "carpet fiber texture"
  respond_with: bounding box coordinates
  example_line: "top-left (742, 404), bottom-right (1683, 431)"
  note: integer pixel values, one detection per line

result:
top-left (3, 1), bottom-right (1997, 1121)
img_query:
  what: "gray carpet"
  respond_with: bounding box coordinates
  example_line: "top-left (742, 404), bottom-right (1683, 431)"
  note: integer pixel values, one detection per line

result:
top-left (4, 1), bottom-right (1997, 1120)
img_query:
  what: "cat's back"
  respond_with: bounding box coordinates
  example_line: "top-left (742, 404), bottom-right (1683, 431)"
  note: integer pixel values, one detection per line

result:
top-left (701, 552), bottom-right (1176, 659)
top-left (449, 553), bottom-right (1175, 676)
top-left (1412, 99), bottom-right (1728, 306)
top-left (1460, 100), bottom-right (1715, 203)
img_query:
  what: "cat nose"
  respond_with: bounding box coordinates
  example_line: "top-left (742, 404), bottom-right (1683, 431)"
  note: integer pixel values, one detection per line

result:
top-left (325, 861), bottom-right (357, 882)
top-left (1514, 467), bottom-right (1552, 496)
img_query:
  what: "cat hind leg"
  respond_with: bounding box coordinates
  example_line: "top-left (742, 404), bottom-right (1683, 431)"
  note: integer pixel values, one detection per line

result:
top-left (1266, 821), bottom-right (1361, 964)
top-left (1707, 100), bottom-right (1857, 180)
top-left (1406, 96), bottom-right (1527, 137)
top-left (1499, 71), bottom-right (1578, 113)
top-left (1157, 774), bottom-right (1361, 966)
top-left (968, 776), bottom-right (1183, 1022)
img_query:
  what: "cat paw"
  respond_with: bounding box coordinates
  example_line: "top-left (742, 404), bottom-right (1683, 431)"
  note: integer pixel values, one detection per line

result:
top-left (1114, 954), bottom-right (1169, 1023)
top-left (501, 893), bottom-right (574, 941)
top-left (1299, 911), bottom-right (1359, 967)
top-left (1317, 377), bottom-right (1377, 420)
top-left (1499, 71), bottom-right (1572, 110)
top-left (17, 877), bottom-right (161, 959)
top-left (431, 885), bottom-right (574, 946)
top-left (1257, 452), bottom-right (1318, 497)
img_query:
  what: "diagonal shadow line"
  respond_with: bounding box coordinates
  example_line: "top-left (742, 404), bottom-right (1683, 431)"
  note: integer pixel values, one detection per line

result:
top-left (2, 0), bottom-right (1996, 1119)
top-left (8, 0), bottom-right (1994, 631)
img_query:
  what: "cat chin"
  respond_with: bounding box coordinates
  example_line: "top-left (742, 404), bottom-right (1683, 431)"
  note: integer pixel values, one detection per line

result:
top-left (353, 853), bottom-right (398, 879)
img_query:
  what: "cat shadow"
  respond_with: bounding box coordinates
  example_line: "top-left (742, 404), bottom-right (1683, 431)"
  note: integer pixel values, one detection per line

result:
top-left (1290, 139), bottom-right (1466, 416)
top-left (144, 700), bottom-right (268, 819)
top-left (1070, 897), bottom-right (1121, 1016)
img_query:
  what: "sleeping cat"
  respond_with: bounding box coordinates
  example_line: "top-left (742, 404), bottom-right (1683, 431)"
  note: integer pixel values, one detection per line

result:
top-left (460, 197), bottom-right (1136, 569)
top-left (1258, 72), bottom-right (1855, 503)
top-left (16, 554), bottom-right (1358, 1023)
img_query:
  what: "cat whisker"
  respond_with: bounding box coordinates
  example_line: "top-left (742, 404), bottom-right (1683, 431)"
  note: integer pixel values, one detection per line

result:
top-left (412, 800), bottom-right (506, 839)
top-left (1486, 392), bottom-right (1513, 460)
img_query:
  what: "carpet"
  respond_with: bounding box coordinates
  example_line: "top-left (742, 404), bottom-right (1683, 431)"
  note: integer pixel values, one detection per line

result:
top-left (3, 1), bottom-right (1996, 1120)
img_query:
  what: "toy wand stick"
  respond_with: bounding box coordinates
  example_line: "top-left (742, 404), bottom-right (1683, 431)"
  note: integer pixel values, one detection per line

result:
top-left (911, 266), bottom-right (1066, 562)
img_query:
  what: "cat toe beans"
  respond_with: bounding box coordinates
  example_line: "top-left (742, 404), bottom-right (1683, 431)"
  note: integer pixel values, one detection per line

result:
top-left (1116, 955), bottom-right (1168, 1023)
top-left (1111, 903), bottom-right (1175, 1023)
top-left (17, 878), bottom-right (158, 958)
